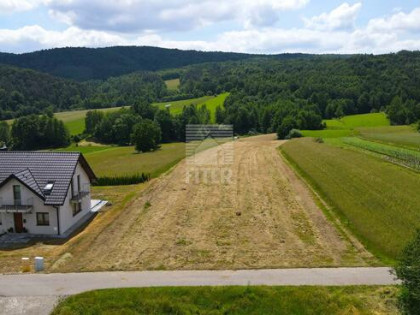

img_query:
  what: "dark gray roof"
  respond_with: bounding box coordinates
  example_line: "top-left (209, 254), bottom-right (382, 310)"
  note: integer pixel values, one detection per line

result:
top-left (0, 152), bottom-right (96, 206)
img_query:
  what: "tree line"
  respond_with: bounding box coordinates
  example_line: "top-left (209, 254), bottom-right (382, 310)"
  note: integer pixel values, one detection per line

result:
top-left (1, 114), bottom-right (70, 150)
top-left (84, 102), bottom-right (213, 152)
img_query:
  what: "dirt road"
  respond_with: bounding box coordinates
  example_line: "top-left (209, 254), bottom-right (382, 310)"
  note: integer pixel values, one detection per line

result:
top-left (55, 134), bottom-right (375, 271)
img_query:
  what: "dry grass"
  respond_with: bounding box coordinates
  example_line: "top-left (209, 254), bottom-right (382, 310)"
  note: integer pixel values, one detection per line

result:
top-left (0, 135), bottom-right (376, 273)
top-left (51, 135), bottom-right (373, 272)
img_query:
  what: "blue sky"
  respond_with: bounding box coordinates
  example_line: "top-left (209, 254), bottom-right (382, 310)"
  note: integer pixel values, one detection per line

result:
top-left (0, 0), bottom-right (419, 54)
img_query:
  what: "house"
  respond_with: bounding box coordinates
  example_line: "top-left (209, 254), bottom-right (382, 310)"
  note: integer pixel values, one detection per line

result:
top-left (0, 152), bottom-right (96, 237)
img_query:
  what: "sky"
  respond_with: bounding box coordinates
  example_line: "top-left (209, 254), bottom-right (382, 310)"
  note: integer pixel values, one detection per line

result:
top-left (0, 0), bottom-right (420, 54)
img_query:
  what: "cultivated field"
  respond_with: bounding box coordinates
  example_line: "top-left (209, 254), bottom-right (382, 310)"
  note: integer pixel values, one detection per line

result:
top-left (48, 135), bottom-right (374, 272)
top-left (358, 125), bottom-right (420, 150)
top-left (281, 137), bottom-right (420, 261)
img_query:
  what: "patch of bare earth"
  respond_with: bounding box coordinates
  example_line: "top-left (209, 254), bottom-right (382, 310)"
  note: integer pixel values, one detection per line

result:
top-left (55, 134), bottom-right (374, 272)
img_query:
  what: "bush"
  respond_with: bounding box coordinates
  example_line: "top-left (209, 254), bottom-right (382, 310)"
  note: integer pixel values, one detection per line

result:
top-left (315, 137), bottom-right (324, 143)
top-left (286, 129), bottom-right (303, 139)
top-left (395, 229), bottom-right (420, 314)
top-left (93, 173), bottom-right (150, 186)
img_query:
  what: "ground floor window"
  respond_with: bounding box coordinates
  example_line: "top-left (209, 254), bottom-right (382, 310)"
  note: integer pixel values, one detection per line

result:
top-left (36, 212), bottom-right (49, 226)
top-left (72, 202), bottom-right (82, 216)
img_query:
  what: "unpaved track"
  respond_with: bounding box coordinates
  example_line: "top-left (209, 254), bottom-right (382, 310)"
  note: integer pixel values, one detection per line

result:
top-left (57, 134), bottom-right (374, 272)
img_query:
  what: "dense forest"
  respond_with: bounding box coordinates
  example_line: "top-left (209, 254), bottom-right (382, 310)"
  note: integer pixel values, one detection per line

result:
top-left (0, 65), bottom-right (88, 119)
top-left (1, 48), bottom-right (420, 149)
top-left (178, 51), bottom-right (420, 128)
top-left (0, 46), bottom-right (262, 81)
top-left (0, 65), bottom-right (168, 119)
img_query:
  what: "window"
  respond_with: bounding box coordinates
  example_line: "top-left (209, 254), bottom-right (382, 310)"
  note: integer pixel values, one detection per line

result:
top-left (72, 202), bottom-right (82, 216)
top-left (43, 182), bottom-right (54, 195)
top-left (36, 212), bottom-right (49, 226)
top-left (77, 175), bottom-right (81, 193)
top-left (13, 185), bottom-right (21, 206)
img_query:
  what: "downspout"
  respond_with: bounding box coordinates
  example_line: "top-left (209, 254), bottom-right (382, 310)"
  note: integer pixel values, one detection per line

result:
top-left (54, 206), bottom-right (60, 236)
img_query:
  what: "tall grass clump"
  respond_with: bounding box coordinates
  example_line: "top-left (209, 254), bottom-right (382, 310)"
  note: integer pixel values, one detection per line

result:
top-left (94, 173), bottom-right (150, 186)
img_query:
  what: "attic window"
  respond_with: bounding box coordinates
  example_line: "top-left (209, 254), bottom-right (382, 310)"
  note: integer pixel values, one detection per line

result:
top-left (43, 182), bottom-right (54, 195)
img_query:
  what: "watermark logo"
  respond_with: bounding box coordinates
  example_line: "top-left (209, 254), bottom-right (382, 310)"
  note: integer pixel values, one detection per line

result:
top-left (186, 124), bottom-right (234, 184)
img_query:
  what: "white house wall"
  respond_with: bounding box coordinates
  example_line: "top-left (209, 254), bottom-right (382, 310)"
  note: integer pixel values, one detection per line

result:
top-left (0, 178), bottom-right (58, 235)
top-left (59, 162), bottom-right (92, 235)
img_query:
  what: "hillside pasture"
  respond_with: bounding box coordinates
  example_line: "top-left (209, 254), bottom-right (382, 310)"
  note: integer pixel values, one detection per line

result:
top-left (164, 78), bottom-right (180, 90)
top-left (281, 138), bottom-right (420, 261)
top-left (154, 92), bottom-right (229, 121)
top-left (301, 113), bottom-right (390, 139)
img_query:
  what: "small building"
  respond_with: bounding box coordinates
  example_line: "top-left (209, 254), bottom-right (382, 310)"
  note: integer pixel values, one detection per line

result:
top-left (0, 152), bottom-right (96, 236)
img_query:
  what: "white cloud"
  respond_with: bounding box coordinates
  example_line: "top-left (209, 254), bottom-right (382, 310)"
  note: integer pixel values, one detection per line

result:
top-left (46, 0), bottom-right (309, 32)
top-left (304, 2), bottom-right (362, 31)
top-left (367, 7), bottom-right (420, 33)
top-left (0, 0), bottom-right (45, 14)
top-left (1, 5), bottom-right (420, 55)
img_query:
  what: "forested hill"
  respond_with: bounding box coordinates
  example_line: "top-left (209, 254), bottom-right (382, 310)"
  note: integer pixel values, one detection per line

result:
top-left (0, 46), bottom-right (262, 81)
top-left (0, 65), bottom-right (88, 119)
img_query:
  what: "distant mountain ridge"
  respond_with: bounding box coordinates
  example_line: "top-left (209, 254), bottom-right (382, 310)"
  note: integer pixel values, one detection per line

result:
top-left (0, 46), bottom-right (315, 81)
top-left (0, 46), bottom-right (255, 81)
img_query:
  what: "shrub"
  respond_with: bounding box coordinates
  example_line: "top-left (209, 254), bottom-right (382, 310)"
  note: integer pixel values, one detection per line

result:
top-left (395, 229), bottom-right (420, 314)
top-left (93, 173), bottom-right (150, 186)
top-left (286, 129), bottom-right (303, 139)
top-left (315, 137), bottom-right (324, 143)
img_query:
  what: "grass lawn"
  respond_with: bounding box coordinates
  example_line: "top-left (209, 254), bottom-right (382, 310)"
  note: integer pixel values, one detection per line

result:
top-left (56, 142), bottom-right (186, 178)
top-left (154, 92), bottom-right (229, 122)
top-left (281, 137), bottom-right (420, 262)
top-left (51, 286), bottom-right (398, 315)
top-left (164, 78), bottom-right (180, 90)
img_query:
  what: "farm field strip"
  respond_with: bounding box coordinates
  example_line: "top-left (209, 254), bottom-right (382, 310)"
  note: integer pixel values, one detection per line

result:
top-left (281, 138), bottom-right (420, 262)
top-left (342, 137), bottom-right (420, 171)
top-left (358, 125), bottom-right (420, 150)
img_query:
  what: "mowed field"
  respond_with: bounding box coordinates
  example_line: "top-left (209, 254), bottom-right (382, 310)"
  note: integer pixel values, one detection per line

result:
top-left (45, 134), bottom-right (374, 273)
top-left (281, 137), bottom-right (420, 261)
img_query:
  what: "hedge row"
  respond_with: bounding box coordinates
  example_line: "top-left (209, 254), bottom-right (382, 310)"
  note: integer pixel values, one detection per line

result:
top-left (93, 173), bottom-right (151, 186)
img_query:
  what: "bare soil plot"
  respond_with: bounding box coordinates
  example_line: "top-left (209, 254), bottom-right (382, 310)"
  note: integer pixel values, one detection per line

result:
top-left (53, 134), bottom-right (374, 272)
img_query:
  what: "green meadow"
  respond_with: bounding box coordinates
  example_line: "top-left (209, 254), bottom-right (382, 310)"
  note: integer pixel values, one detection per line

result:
top-left (281, 137), bottom-right (420, 262)
top-left (56, 142), bottom-right (186, 178)
top-left (52, 286), bottom-right (398, 315)
top-left (154, 92), bottom-right (229, 121)
top-left (302, 112), bottom-right (391, 138)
